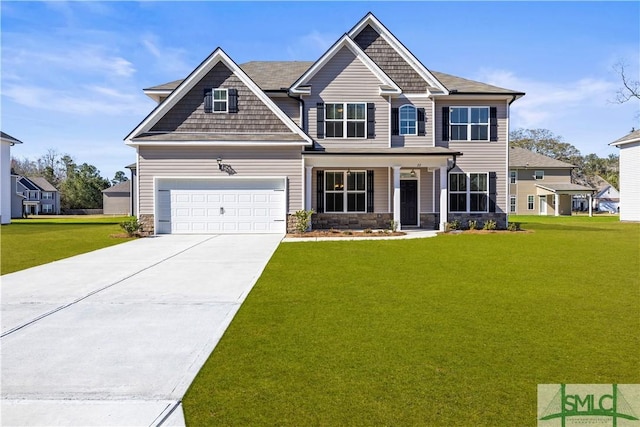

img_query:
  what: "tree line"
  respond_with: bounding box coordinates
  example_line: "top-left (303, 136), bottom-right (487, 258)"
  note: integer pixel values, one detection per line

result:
top-left (10, 150), bottom-right (128, 210)
top-left (510, 128), bottom-right (620, 190)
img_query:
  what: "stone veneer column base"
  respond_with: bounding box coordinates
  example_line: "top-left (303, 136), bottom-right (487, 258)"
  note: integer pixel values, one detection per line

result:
top-left (311, 213), bottom-right (393, 230)
top-left (139, 214), bottom-right (155, 234)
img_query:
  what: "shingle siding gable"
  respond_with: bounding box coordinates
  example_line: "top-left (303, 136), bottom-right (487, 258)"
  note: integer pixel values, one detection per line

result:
top-left (353, 25), bottom-right (427, 93)
top-left (150, 62), bottom-right (291, 134)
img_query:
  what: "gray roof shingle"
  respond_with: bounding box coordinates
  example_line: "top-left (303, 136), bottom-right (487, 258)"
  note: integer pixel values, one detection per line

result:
top-left (610, 129), bottom-right (640, 146)
top-left (102, 181), bottom-right (131, 194)
top-left (509, 147), bottom-right (575, 169)
top-left (144, 62), bottom-right (522, 95)
top-left (1, 131), bottom-right (24, 145)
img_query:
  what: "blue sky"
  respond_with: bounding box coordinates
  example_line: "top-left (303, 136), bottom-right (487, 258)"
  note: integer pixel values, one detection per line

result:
top-left (2, 1), bottom-right (639, 181)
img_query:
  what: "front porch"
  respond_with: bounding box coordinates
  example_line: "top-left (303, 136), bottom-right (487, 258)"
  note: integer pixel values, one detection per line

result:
top-left (535, 183), bottom-right (595, 217)
top-left (302, 147), bottom-right (460, 231)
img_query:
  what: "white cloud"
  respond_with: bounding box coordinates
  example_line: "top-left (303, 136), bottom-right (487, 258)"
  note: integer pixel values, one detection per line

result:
top-left (139, 33), bottom-right (192, 77)
top-left (2, 84), bottom-right (151, 117)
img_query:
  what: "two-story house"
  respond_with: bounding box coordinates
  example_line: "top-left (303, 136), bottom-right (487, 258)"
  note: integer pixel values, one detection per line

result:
top-left (126, 13), bottom-right (525, 234)
top-left (1, 132), bottom-right (23, 224)
top-left (11, 176), bottom-right (60, 216)
top-left (508, 147), bottom-right (594, 216)
top-left (610, 129), bottom-right (640, 221)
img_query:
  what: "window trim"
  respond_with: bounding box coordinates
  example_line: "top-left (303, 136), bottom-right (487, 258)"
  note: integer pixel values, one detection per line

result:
top-left (527, 195), bottom-right (535, 210)
top-left (449, 172), bottom-right (489, 213)
top-left (510, 195), bottom-right (516, 213)
top-left (449, 106), bottom-right (490, 142)
top-left (324, 170), bottom-right (367, 213)
top-left (509, 170), bottom-right (517, 184)
top-left (534, 170), bottom-right (544, 180)
top-left (399, 104), bottom-right (417, 136)
top-left (324, 102), bottom-right (367, 139)
top-left (213, 88), bottom-right (228, 113)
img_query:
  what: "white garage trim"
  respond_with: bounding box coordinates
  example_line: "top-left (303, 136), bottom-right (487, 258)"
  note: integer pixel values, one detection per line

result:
top-left (154, 176), bottom-right (287, 234)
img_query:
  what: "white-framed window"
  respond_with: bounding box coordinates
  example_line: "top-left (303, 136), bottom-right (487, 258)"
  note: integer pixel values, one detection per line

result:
top-left (527, 195), bottom-right (535, 210)
top-left (510, 196), bottom-right (516, 213)
top-left (509, 170), bottom-right (517, 184)
top-left (449, 172), bottom-right (489, 213)
top-left (42, 192), bottom-right (53, 200)
top-left (42, 204), bottom-right (53, 213)
top-left (399, 105), bottom-right (417, 135)
top-left (469, 173), bottom-right (488, 212)
top-left (213, 88), bottom-right (228, 112)
top-left (325, 171), bottom-right (366, 213)
top-left (325, 103), bottom-right (366, 138)
top-left (449, 173), bottom-right (467, 212)
top-left (534, 170), bottom-right (544, 180)
top-left (450, 107), bottom-right (489, 141)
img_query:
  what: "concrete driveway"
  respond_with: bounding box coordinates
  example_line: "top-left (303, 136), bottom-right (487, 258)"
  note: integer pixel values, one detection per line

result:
top-left (1, 234), bottom-right (282, 426)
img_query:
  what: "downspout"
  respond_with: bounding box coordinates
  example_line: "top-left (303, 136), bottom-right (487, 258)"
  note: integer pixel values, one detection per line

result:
top-left (447, 154), bottom-right (457, 172)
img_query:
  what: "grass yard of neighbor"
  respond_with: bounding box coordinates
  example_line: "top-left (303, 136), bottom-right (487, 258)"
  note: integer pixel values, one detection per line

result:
top-left (183, 215), bottom-right (640, 426)
top-left (1, 216), bottom-right (135, 275)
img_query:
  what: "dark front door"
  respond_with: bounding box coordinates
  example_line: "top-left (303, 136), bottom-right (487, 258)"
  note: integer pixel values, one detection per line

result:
top-left (400, 180), bottom-right (418, 226)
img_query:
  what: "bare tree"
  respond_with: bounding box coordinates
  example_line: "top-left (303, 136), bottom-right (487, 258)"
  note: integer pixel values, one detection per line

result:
top-left (613, 60), bottom-right (640, 103)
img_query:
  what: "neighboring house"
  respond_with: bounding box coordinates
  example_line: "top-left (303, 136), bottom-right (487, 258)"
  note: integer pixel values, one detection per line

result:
top-left (125, 163), bottom-right (137, 216)
top-left (125, 13), bottom-right (525, 234)
top-left (593, 181), bottom-right (620, 213)
top-left (508, 147), bottom-right (594, 216)
top-left (102, 181), bottom-right (131, 215)
top-left (12, 176), bottom-right (60, 216)
top-left (1, 132), bottom-right (23, 224)
top-left (610, 129), bottom-right (640, 221)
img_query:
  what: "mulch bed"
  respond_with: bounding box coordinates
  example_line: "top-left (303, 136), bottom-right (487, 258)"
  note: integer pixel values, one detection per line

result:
top-left (286, 230), bottom-right (406, 238)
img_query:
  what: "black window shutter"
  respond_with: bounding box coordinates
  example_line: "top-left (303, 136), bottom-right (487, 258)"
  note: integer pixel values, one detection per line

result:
top-left (442, 107), bottom-right (449, 141)
top-left (228, 88), bottom-right (238, 113)
top-left (391, 108), bottom-right (399, 135)
top-left (316, 170), bottom-right (324, 213)
top-left (417, 108), bottom-right (426, 136)
top-left (489, 172), bottom-right (497, 212)
top-left (367, 170), bottom-right (374, 213)
top-left (489, 107), bottom-right (498, 141)
top-left (316, 103), bottom-right (325, 139)
top-left (203, 88), bottom-right (213, 113)
top-left (367, 103), bottom-right (375, 139)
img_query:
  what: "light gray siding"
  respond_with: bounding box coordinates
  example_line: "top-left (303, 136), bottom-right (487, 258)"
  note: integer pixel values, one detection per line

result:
top-left (436, 100), bottom-right (509, 213)
top-left (419, 169), bottom-right (436, 213)
top-left (391, 96), bottom-right (434, 148)
top-left (103, 193), bottom-right (131, 215)
top-left (619, 142), bottom-right (640, 221)
top-left (138, 146), bottom-right (303, 215)
top-left (305, 46), bottom-right (389, 148)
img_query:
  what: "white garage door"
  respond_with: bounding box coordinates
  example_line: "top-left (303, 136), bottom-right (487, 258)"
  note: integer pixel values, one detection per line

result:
top-left (156, 178), bottom-right (286, 234)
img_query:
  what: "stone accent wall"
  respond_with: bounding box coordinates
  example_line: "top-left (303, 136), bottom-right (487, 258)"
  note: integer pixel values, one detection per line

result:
top-left (419, 213), bottom-right (440, 230)
top-left (447, 213), bottom-right (507, 229)
top-left (139, 214), bottom-right (154, 234)
top-left (312, 213), bottom-right (393, 230)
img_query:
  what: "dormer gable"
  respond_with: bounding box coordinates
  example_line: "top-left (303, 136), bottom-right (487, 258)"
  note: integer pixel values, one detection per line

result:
top-left (348, 12), bottom-right (448, 95)
top-left (289, 34), bottom-right (401, 96)
top-left (126, 48), bottom-right (312, 145)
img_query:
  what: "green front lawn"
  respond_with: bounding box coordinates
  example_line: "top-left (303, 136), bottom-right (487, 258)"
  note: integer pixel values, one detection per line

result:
top-left (184, 215), bottom-right (639, 426)
top-left (1, 216), bottom-right (135, 274)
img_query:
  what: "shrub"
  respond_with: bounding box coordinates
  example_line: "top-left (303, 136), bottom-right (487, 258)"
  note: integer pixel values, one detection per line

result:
top-left (120, 217), bottom-right (142, 237)
top-left (363, 228), bottom-right (373, 234)
top-left (389, 220), bottom-right (399, 233)
top-left (507, 222), bottom-right (521, 232)
top-left (468, 220), bottom-right (478, 230)
top-left (447, 219), bottom-right (461, 231)
top-left (293, 209), bottom-right (314, 234)
top-left (483, 219), bottom-right (497, 230)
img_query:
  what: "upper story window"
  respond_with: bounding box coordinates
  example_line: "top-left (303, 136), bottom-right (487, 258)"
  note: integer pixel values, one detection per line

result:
top-left (213, 89), bottom-right (228, 112)
top-left (325, 103), bottom-right (366, 138)
top-left (317, 102), bottom-right (374, 140)
top-left (42, 192), bottom-right (53, 200)
top-left (399, 105), bottom-right (417, 135)
top-left (443, 106), bottom-right (496, 142)
top-left (510, 170), bottom-right (517, 184)
top-left (534, 170), bottom-right (544, 180)
top-left (204, 88), bottom-right (238, 113)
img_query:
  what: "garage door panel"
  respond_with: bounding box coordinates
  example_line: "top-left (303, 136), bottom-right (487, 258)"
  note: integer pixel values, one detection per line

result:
top-left (156, 179), bottom-right (286, 234)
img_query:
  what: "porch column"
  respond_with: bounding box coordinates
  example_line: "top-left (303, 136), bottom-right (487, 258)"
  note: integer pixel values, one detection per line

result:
top-left (588, 194), bottom-right (593, 217)
top-left (554, 193), bottom-right (560, 216)
top-left (439, 167), bottom-right (448, 231)
top-left (305, 166), bottom-right (313, 211)
top-left (392, 166), bottom-right (401, 230)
